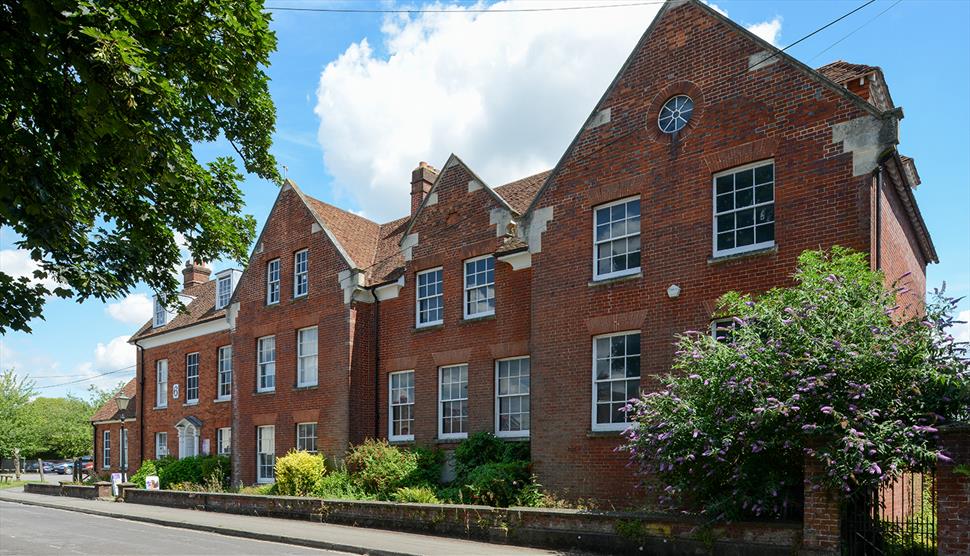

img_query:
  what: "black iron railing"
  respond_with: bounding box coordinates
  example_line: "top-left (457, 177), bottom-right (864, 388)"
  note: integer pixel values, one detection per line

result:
top-left (841, 470), bottom-right (937, 556)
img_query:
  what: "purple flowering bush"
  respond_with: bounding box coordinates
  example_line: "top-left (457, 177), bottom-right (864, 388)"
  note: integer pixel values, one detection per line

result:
top-left (622, 247), bottom-right (969, 520)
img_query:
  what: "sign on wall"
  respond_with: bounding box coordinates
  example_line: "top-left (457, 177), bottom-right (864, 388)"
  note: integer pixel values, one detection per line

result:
top-left (172, 383), bottom-right (180, 399)
top-left (145, 476), bottom-right (160, 490)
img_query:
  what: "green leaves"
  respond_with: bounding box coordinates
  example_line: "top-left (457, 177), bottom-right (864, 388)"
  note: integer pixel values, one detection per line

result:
top-left (0, 0), bottom-right (280, 333)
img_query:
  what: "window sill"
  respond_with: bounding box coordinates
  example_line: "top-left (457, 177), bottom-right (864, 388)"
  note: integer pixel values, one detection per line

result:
top-left (388, 437), bottom-right (414, 445)
top-left (588, 271), bottom-right (642, 288)
top-left (153, 406), bottom-right (168, 411)
top-left (413, 323), bottom-right (444, 333)
top-left (587, 429), bottom-right (626, 438)
top-left (294, 384), bottom-right (318, 391)
top-left (184, 401), bottom-right (199, 407)
top-left (254, 390), bottom-right (276, 396)
top-left (708, 244), bottom-right (777, 265)
top-left (496, 434), bottom-right (530, 441)
top-left (460, 314), bottom-right (495, 325)
top-left (213, 398), bottom-right (231, 404)
top-left (434, 436), bottom-right (468, 445)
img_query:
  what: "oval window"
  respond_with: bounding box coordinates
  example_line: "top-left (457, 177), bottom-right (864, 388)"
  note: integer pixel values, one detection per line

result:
top-left (658, 95), bottom-right (694, 134)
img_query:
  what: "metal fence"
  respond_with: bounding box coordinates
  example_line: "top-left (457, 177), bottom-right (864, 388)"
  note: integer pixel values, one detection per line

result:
top-left (841, 470), bottom-right (937, 556)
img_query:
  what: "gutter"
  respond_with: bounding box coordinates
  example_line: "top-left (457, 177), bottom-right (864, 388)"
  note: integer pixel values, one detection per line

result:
top-left (373, 292), bottom-right (381, 439)
top-left (135, 340), bottom-right (145, 467)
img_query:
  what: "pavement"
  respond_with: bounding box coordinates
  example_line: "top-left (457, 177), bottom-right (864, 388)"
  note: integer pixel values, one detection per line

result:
top-left (0, 500), bottom-right (345, 555)
top-left (0, 488), bottom-right (560, 556)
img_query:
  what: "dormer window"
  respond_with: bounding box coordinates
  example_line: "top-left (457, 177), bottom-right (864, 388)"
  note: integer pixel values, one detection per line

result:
top-left (153, 296), bottom-right (168, 328)
top-left (216, 274), bottom-right (232, 310)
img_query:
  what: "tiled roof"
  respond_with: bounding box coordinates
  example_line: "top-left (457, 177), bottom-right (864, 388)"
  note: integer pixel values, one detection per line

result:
top-left (494, 171), bottom-right (551, 214)
top-left (815, 60), bottom-right (878, 85)
top-left (130, 279), bottom-right (225, 342)
top-left (302, 169), bottom-right (549, 286)
top-left (304, 197), bottom-right (382, 270)
top-left (90, 378), bottom-right (137, 422)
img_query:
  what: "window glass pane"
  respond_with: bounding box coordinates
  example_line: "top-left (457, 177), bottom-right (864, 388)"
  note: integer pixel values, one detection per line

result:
top-left (735, 168), bottom-right (753, 188)
top-left (737, 227), bottom-right (755, 246)
top-left (593, 332), bottom-right (641, 428)
top-left (593, 198), bottom-right (640, 279)
top-left (736, 187), bottom-right (753, 208)
top-left (755, 164), bottom-right (773, 184)
top-left (713, 162), bottom-right (774, 255)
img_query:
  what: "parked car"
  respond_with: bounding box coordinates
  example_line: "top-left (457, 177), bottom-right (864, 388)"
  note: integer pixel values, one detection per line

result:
top-left (54, 462), bottom-right (74, 475)
top-left (25, 461), bottom-right (39, 472)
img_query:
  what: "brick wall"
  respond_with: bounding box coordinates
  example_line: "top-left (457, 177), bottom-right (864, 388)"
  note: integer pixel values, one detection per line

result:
top-left (93, 420), bottom-right (140, 476)
top-left (231, 184), bottom-right (361, 484)
top-left (877, 171), bottom-right (927, 316)
top-left (375, 160), bottom-right (532, 453)
top-left (525, 0), bottom-right (888, 505)
top-left (138, 331), bottom-right (232, 463)
top-left (938, 426), bottom-right (970, 556)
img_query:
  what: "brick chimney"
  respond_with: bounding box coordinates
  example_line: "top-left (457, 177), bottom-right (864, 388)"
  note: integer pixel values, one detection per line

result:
top-left (411, 162), bottom-right (438, 216)
top-left (182, 261), bottom-right (211, 288)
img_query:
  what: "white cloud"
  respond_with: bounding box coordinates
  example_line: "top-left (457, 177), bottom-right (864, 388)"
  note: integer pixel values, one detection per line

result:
top-left (702, 1), bottom-right (728, 17)
top-left (314, 1), bottom-right (783, 221)
top-left (746, 17), bottom-right (782, 46)
top-left (93, 335), bottom-right (136, 371)
top-left (105, 293), bottom-right (153, 325)
top-left (953, 310), bottom-right (970, 344)
top-left (0, 248), bottom-right (59, 291)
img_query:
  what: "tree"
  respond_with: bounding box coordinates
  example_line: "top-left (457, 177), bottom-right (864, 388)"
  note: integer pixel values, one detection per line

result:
top-left (0, 0), bottom-right (280, 333)
top-left (18, 396), bottom-right (96, 459)
top-left (87, 381), bottom-right (128, 411)
top-left (623, 247), bottom-right (970, 520)
top-left (0, 370), bottom-right (35, 458)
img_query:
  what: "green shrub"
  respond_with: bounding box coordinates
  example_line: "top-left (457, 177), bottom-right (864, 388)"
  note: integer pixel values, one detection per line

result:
top-left (435, 485), bottom-right (464, 504)
top-left (157, 455), bottom-right (230, 489)
top-left (314, 468), bottom-right (374, 500)
top-left (392, 486), bottom-right (440, 504)
top-left (169, 481), bottom-right (205, 491)
top-left (238, 483), bottom-right (277, 495)
top-left (275, 450), bottom-right (326, 496)
top-left (345, 439), bottom-right (418, 499)
top-left (130, 460), bottom-right (158, 489)
top-left (409, 446), bottom-right (444, 487)
top-left (453, 432), bottom-right (529, 483)
top-left (463, 461), bottom-right (531, 507)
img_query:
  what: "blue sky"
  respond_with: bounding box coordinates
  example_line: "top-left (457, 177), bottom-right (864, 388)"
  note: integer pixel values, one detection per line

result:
top-left (2, 0), bottom-right (967, 399)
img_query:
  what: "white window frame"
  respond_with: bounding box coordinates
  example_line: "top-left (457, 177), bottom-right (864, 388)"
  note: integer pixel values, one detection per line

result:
top-left (592, 196), bottom-right (641, 281)
top-left (711, 317), bottom-right (740, 343)
top-left (215, 274), bottom-right (232, 310)
top-left (712, 159), bottom-right (775, 257)
top-left (296, 422), bottom-right (318, 453)
top-left (495, 356), bottom-right (530, 438)
top-left (155, 359), bottom-right (168, 408)
top-left (438, 364), bottom-right (469, 440)
top-left (257, 336), bottom-right (276, 393)
top-left (155, 432), bottom-right (168, 458)
top-left (256, 425), bottom-right (275, 483)
top-left (217, 346), bottom-right (232, 400)
top-left (416, 267), bottom-right (444, 327)
top-left (266, 258), bottom-right (281, 305)
top-left (296, 327), bottom-right (318, 388)
top-left (153, 296), bottom-right (167, 327)
top-left (293, 249), bottom-right (309, 298)
top-left (591, 330), bottom-right (642, 432)
top-left (216, 428), bottom-right (231, 456)
top-left (185, 352), bottom-right (199, 404)
top-left (102, 430), bottom-right (110, 469)
top-left (388, 370), bottom-right (415, 442)
top-left (463, 255), bottom-right (496, 319)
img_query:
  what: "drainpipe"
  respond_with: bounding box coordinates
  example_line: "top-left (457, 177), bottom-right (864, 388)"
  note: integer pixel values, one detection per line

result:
top-left (874, 167), bottom-right (883, 270)
top-left (372, 290), bottom-right (381, 439)
top-left (136, 341), bottom-right (145, 466)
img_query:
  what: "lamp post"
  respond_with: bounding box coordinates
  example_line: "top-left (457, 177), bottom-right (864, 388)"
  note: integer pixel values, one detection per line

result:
top-left (115, 393), bottom-right (131, 482)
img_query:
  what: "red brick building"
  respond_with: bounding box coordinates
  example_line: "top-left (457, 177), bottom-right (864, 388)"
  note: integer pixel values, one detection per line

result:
top-left (102, 0), bottom-right (936, 502)
top-left (91, 378), bottom-right (139, 476)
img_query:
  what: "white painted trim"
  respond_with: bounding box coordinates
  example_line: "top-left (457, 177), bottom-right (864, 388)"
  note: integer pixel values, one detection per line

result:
top-left (497, 251), bottom-right (532, 270)
top-left (712, 159), bottom-right (775, 258)
top-left (438, 364), bottom-right (469, 441)
top-left (293, 248), bottom-right (309, 299)
top-left (495, 356), bottom-right (530, 439)
top-left (296, 326), bottom-right (318, 388)
top-left (415, 267), bottom-right (444, 328)
top-left (592, 196), bottom-right (641, 282)
top-left (388, 370), bottom-right (415, 442)
top-left (257, 335), bottom-right (276, 393)
top-left (374, 276), bottom-right (405, 301)
top-left (462, 254), bottom-right (495, 320)
top-left (138, 318), bottom-right (230, 349)
top-left (266, 258), bottom-right (281, 305)
top-left (591, 330), bottom-right (641, 432)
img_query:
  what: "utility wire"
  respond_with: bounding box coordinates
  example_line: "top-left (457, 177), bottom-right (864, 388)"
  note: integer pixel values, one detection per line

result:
top-left (34, 365), bottom-right (135, 390)
top-left (746, 0), bottom-right (877, 73)
top-left (264, 1), bottom-right (664, 14)
top-left (810, 0), bottom-right (903, 62)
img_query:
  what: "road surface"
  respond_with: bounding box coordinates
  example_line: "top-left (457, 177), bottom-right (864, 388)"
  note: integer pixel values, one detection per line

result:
top-left (0, 500), bottom-right (344, 555)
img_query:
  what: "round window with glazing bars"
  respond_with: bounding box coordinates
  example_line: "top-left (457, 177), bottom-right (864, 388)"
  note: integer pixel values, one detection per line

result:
top-left (658, 95), bottom-right (694, 134)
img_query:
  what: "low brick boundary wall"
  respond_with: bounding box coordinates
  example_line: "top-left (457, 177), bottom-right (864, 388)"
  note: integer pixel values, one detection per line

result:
top-left (123, 489), bottom-right (801, 555)
top-left (24, 482), bottom-right (114, 499)
top-left (23, 483), bottom-right (61, 496)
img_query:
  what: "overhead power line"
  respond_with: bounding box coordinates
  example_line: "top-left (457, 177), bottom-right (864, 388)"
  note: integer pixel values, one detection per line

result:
top-left (810, 0), bottom-right (904, 62)
top-left (264, 1), bottom-right (664, 14)
top-left (747, 0), bottom-right (877, 73)
top-left (34, 365), bottom-right (135, 390)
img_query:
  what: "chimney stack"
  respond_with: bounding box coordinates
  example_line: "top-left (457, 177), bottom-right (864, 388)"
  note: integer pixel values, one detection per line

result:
top-left (182, 261), bottom-right (211, 288)
top-left (411, 162), bottom-right (438, 216)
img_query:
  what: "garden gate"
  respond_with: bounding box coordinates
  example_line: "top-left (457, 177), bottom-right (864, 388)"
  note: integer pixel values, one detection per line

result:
top-left (841, 469), bottom-right (937, 555)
